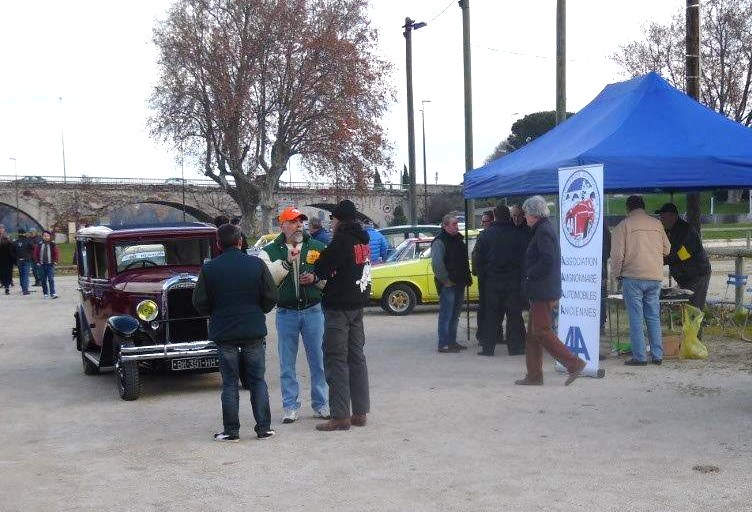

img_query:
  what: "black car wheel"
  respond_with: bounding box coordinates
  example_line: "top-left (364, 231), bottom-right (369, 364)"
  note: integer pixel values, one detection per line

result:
top-left (381, 283), bottom-right (417, 316)
top-left (115, 340), bottom-right (141, 401)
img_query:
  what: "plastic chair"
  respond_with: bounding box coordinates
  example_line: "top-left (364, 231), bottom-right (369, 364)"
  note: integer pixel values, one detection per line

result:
top-left (706, 273), bottom-right (748, 307)
top-left (706, 274), bottom-right (747, 334)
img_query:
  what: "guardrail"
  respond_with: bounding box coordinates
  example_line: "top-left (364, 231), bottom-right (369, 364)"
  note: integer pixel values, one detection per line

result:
top-left (701, 226), bottom-right (752, 248)
top-left (0, 175), bottom-right (421, 192)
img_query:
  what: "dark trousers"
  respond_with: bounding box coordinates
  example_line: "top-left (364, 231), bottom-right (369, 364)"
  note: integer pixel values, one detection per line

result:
top-left (31, 262), bottom-right (42, 284)
top-left (0, 263), bottom-right (11, 289)
top-left (677, 273), bottom-right (711, 311)
top-left (480, 285), bottom-right (525, 355)
top-left (323, 308), bottom-right (370, 419)
top-left (216, 341), bottom-right (271, 436)
top-left (39, 264), bottom-right (56, 296)
top-left (476, 280), bottom-right (485, 341)
top-left (525, 301), bottom-right (583, 382)
top-left (437, 284), bottom-right (466, 348)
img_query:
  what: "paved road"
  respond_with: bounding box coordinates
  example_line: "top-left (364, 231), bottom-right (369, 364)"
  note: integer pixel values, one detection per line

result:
top-left (1, 276), bottom-right (751, 512)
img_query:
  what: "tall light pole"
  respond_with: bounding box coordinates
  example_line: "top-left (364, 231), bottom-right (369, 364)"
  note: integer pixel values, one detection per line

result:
top-left (420, 99), bottom-right (431, 221)
top-left (555, 0), bottom-right (567, 125)
top-left (59, 97), bottom-right (67, 183)
top-left (458, 0), bottom-right (475, 229)
top-left (9, 157), bottom-right (18, 232)
top-left (403, 17), bottom-right (427, 226)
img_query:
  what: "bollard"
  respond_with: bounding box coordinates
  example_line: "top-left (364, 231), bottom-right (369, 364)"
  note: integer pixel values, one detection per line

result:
top-left (736, 256), bottom-right (746, 309)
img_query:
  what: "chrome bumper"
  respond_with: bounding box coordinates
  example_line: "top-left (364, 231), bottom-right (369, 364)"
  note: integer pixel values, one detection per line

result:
top-left (120, 341), bottom-right (217, 362)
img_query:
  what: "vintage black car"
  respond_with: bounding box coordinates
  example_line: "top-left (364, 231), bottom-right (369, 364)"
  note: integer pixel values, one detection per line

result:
top-left (72, 223), bottom-right (218, 400)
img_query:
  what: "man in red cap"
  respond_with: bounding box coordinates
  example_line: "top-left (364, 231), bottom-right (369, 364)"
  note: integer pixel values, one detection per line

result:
top-left (258, 206), bottom-right (330, 423)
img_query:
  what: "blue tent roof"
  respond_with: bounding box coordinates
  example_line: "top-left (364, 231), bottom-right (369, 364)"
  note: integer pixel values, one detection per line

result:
top-left (464, 72), bottom-right (752, 198)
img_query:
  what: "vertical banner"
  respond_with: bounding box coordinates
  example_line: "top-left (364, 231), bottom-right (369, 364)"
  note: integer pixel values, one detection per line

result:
top-left (557, 164), bottom-right (604, 378)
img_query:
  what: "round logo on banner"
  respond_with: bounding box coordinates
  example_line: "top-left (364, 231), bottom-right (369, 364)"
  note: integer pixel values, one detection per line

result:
top-left (382, 204), bottom-right (392, 214)
top-left (561, 170), bottom-right (601, 248)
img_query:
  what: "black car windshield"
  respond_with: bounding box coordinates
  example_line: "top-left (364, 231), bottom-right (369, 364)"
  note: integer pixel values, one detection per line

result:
top-left (115, 238), bottom-right (211, 272)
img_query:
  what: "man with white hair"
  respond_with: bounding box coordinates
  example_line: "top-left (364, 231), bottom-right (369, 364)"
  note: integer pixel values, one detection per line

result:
top-left (431, 212), bottom-right (472, 353)
top-left (516, 196), bottom-right (586, 385)
top-left (308, 216), bottom-right (332, 245)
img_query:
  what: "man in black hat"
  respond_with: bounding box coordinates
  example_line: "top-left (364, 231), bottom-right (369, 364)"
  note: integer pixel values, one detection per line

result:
top-left (656, 203), bottom-right (712, 311)
top-left (312, 200), bottom-right (371, 431)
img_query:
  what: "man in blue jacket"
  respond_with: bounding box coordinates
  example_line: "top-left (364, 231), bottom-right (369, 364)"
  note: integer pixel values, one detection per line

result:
top-left (193, 223), bottom-right (279, 442)
top-left (364, 221), bottom-right (389, 263)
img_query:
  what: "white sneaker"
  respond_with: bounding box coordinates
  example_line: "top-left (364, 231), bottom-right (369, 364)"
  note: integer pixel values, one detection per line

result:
top-left (313, 407), bottom-right (331, 419)
top-left (282, 408), bottom-right (298, 424)
top-left (51, 294), bottom-right (58, 299)
top-left (43, 294), bottom-right (49, 298)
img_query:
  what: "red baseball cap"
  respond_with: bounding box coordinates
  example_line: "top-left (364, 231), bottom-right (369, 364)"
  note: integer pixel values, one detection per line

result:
top-left (278, 207), bottom-right (308, 223)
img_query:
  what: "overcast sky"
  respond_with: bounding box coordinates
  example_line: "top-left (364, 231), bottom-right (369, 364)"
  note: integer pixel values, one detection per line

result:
top-left (0, 1), bottom-right (680, 185)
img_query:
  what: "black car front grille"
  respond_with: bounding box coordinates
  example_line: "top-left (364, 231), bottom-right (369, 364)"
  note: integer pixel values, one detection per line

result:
top-left (165, 286), bottom-right (208, 342)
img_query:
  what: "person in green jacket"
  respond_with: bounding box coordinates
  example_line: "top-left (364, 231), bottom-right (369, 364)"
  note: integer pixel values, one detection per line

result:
top-left (258, 206), bottom-right (330, 424)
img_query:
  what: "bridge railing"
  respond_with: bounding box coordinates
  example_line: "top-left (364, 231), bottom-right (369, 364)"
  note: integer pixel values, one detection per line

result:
top-left (0, 175), bottom-right (421, 192)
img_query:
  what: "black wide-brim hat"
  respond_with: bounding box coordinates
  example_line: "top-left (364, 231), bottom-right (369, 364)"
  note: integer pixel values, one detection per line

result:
top-left (331, 199), bottom-right (358, 220)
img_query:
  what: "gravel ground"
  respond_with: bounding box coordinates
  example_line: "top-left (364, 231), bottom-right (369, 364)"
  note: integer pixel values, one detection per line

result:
top-left (1, 276), bottom-right (751, 512)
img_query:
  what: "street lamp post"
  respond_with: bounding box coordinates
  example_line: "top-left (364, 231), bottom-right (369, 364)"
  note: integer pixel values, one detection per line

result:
top-left (59, 97), bottom-right (67, 183)
top-left (403, 17), bottom-right (427, 226)
top-left (9, 157), bottom-right (18, 232)
top-left (420, 100), bottom-right (431, 221)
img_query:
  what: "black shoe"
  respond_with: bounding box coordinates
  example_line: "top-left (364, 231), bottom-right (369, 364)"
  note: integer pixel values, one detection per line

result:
top-left (4, 288), bottom-right (8, 295)
top-left (213, 432), bottom-right (239, 443)
top-left (22, 291), bottom-right (30, 295)
top-left (449, 343), bottom-right (468, 351)
top-left (257, 429), bottom-right (275, 440)
top-left (477, 350), bottom-right (494, 356)
top-left (438, 346), bottom-right (461, 353)
top-left (624, 358), bottom-right (647, 366)
top-left (651, 359), bottom-right (662, 365)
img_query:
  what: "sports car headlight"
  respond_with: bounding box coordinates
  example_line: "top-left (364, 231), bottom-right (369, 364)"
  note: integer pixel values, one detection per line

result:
top-left (136, 300), bottom-right (159, 322)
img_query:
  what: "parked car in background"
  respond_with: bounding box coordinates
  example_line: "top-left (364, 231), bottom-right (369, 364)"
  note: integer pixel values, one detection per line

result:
top-left (72, 223), bottom-right (218, 400)
top-left (15, 175), bottom-right (47, 184)
top-left (385, 237), bottom-right (435, 264)
top-left (378, 225), bottom-right (441, 259)
top-left (370, 230), bottom-right (480, 315)
top-left (164, 177), bottom-right (188, 186)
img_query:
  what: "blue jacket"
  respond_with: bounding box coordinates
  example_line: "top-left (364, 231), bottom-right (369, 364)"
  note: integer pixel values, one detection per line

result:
top-left (366, 227), bottom-right (389, 263)
top-left (192, 248), bottom-right (278, 343)
top-left (309, 227), bottom-right (332, 245)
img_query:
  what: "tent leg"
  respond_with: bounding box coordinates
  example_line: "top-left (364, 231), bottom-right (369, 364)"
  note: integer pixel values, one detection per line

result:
top-left (464, 199), bottom-right (471, 343)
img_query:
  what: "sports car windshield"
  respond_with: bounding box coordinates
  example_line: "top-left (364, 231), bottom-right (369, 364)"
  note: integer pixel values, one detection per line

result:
top-left (115, 238), bottom-right (211, 272)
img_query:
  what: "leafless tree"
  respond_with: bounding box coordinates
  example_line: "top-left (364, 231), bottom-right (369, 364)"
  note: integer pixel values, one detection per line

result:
top-left (149, 0), bottom-right (393, 233)
top-left (611, 0), bottom-right (752, 202)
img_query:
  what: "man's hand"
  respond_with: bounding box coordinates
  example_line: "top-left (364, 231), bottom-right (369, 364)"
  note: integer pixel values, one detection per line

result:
top-left (299, 272), bottom-right (315, 285)
top-left (443, 280), bottom-right (455, 287)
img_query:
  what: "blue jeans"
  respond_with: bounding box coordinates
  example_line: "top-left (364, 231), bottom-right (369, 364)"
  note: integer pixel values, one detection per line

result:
top-left (622, 278), bottom-right (663, 361)
top-left (39, 264), bottom-right (56, 296)
top-left (276, 304), bottom-right (328, 412)
top-left (437, 284), bottom-right (466, 348)
top-left (17, 260), bottom-right (30, 293)
top-left (217, 341), bottom-right (271, 436)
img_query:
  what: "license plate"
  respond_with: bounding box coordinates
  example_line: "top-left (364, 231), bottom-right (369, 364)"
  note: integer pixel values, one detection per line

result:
top-left (171, 356), bottom-right (219, 371)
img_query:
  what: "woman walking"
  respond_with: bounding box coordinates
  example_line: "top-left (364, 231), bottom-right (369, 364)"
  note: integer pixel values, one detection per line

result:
top-left (0, 233), bottom-right (14, 294)
top-left (516, 196), bottom-right (586, 386)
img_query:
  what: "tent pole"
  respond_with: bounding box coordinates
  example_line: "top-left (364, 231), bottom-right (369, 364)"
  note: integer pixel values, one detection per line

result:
top-left (464, 198), bottom-right (471, 343)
